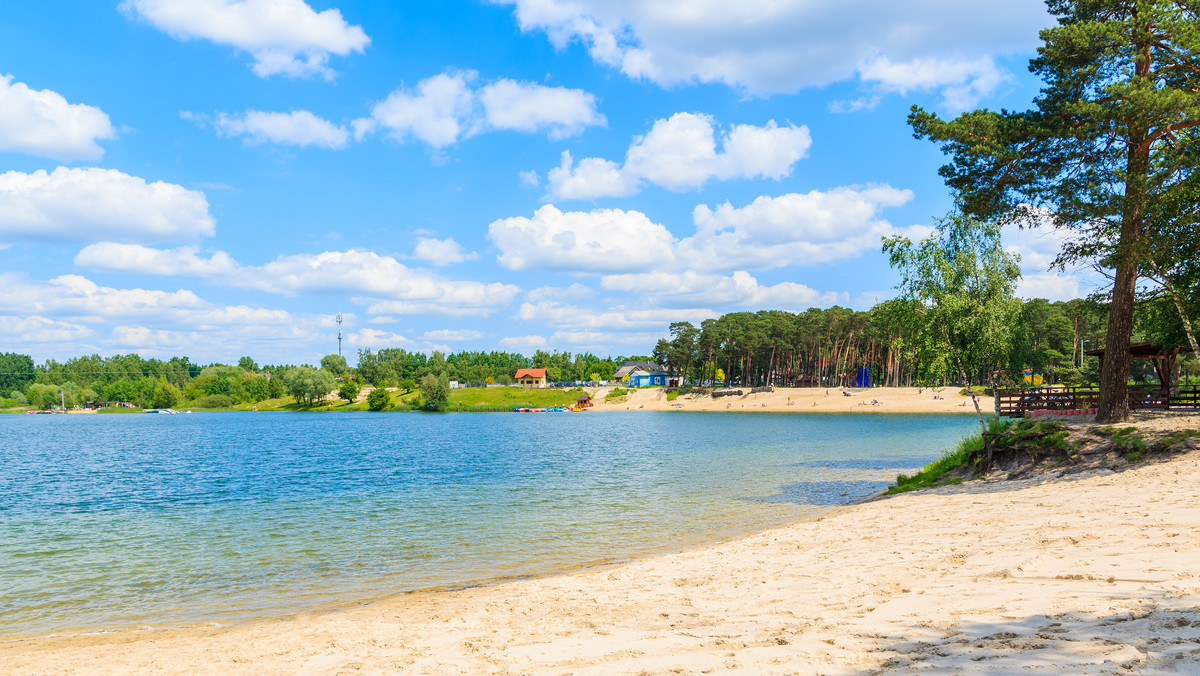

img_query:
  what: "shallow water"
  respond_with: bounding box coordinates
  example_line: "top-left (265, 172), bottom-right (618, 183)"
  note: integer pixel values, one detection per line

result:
top-left (0, 411), bottom-right (977, 637)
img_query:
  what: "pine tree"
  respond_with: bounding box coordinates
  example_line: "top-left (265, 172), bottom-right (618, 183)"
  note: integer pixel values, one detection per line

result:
top-left (910, 0), bottom-right (1200, 422)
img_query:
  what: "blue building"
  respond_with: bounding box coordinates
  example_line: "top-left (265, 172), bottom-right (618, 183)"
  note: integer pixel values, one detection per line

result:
top-left (629, 369), bottom-right (671, 387)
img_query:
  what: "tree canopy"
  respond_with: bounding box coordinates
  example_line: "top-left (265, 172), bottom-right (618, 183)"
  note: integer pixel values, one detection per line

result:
top-left (910, 0), bottom-right (1200, 421)
top-left (883, 213), bottom-right (1024, 428)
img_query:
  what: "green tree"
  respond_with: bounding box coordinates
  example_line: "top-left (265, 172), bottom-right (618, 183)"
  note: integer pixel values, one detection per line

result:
top-left (237, 356), bottom-right (259, 372)
top-left (883, 213), bottom-right (1023, 430)
top-left (151, 378), bottom-right (182, 409)
top-left (284, 366), bottom-right (336, 407)
top-left (104, 377), bottom-right (138, 404)
top-left (320, 353), bottom-right (349, 375)
top-left (337, 380), bottom-right (361, 404)
top-left (366, 386), bottom-right (391, 411)
top-left (419, 373), bottom-right (450, 411)
top-left (246, 377), bottom-right (271, 402)
top-left (0, 353), bottom-right (35, 394)
top-left (910, 0), bottom-right (1200, 422)
top-left (26, 383), bottom-right (61, 410)
top-left (398, 378), bottom-right (417, 393)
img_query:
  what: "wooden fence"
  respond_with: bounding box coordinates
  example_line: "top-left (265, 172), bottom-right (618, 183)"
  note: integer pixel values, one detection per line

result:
top-left (996, 385), bottom-right (1200, 417)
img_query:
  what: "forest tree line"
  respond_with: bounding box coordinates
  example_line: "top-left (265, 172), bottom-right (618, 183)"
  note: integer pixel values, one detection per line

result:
top-left (0, 348), bottom-right (650, 410)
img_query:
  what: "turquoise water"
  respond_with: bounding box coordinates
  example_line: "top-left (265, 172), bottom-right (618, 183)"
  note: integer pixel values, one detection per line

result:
top-left (0, 411), bottom-right (977, 638)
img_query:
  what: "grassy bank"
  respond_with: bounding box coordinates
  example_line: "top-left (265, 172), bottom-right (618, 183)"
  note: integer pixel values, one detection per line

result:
top-left (888, 417), bottom-right (1011, 494)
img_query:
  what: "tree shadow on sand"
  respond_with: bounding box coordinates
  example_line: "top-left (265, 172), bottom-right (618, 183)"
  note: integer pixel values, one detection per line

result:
top-left (865, 603), bottom-right (1200, 674)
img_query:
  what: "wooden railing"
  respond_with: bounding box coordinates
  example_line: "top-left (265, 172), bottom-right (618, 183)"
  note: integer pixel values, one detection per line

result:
top-left (996, 385), bottom-right (1200, 417)
top-left (1170, 387), bottom-right (1200, 409)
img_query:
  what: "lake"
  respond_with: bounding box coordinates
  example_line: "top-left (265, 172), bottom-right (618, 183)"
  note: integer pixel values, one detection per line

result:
top-left (0, 411), bottom-right (977, 638)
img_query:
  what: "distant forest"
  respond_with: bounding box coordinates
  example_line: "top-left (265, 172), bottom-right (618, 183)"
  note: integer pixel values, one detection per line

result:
top-left (2, 292), bottom-right (1197, 412)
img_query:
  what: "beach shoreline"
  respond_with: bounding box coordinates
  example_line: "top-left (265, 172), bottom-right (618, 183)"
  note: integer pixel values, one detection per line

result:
top-left (5, 415), bottom-right (1198, 674)
top-left (586, 385), bottom-right (982, 414)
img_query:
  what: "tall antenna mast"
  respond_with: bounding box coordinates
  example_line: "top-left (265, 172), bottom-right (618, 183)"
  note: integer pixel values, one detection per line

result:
top-left (336, 313), bottom-right (344, 357)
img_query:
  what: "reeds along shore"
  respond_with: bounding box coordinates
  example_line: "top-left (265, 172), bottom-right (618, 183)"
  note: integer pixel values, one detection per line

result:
top-left (4, 416), bottom-right (1199, 674)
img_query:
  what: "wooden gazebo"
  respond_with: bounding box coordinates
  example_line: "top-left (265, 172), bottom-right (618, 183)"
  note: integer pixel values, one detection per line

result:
top-left (1084, 341), bottom-right (1184, 390)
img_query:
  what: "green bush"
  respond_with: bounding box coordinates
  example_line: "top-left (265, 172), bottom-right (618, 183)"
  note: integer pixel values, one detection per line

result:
top-left (890, 417), bottom-right (1012, 494)
top-left (419, 373), bottom-right (449, 411)
top-left (366, 387), bottom-right (391, 411)
top-left (190, 394), bottom-right (233, 409)
top-left (338, 380), bottom-right (361, 404)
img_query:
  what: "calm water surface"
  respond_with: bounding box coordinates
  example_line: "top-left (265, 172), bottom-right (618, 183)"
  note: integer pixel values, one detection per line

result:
top-left (0, 411), bottom-right (977, 637)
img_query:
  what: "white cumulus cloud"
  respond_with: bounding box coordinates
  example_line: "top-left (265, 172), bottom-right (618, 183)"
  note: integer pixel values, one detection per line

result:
top-left (358, 70), bottom-right (604, 148)
top-left (491, 185), bottom-right (920, 275)
top-left (212, 109), bottom-right (350, 148)
top-left (411, 236), bottom-right (479, 266)
top-left (0, 75), bottom-right (116, 161)
top-left (516, 300), bottom-right (715, 331)
top-left (489, 204), bottom-right (677, 272)
top-left (0, 315), bottom-right (94, 344)
top-left (496, 0), bottom-right (1048, 96)
top-left (478, 78), bottom-right (605, 138)
top-left (1003, 223), bottom-right (1097, 302)
top-left (857, 54), bottom-right (1009, 112)
top-left (73, 245), bottom-right (521, 317)
top-left (600, 270), bottom-right (848, 310)
top-left (422, 329), bottom-right (484, 341)
top-left (546, 113), bottom-right (810, 199)
top-left (498, 334), bottom-right (548, 350)
top-left (683, 185), bottom-right (926, 271)
top-left (361, 70), bottom-right (478, 147)
top-left (0, 167), bottom-right (214, 246)
top-left (119, 0), bottom-right (370, 80)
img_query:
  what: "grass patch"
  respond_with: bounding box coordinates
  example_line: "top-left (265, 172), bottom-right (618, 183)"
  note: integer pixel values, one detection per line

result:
top-left (1160, 428), bottom-right (1200, 446)
top-left (445, 387), bottom-right (579, 411)
top-left (888, 417), bottom-right (1013, 494)
top-left (1106, 426), bottom-right (1146, 461)
top-left (605, 387), bottom-right (629, 401)
top-left (665, 390), bottom-right (680, 402)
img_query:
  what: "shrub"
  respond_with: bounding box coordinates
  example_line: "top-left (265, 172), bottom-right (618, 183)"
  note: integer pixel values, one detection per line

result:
top-left (151, 380), bottom-right (182, 409)
top-left (890, 417), bottom-right (1013, 494)
top-left (419, 373), bottom-right (450, 411)
top-left (190, 394), bottom-right (233, 409)
top-left (338, 380), bottom-right (361, 404)
top-left (9, 390), bottom-right (27, 405)
top-left (366, 387), bottom-right (391, 411)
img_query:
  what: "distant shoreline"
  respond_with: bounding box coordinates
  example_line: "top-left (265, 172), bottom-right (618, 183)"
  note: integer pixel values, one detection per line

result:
top-left (1, 386), bottom-right (985, 416)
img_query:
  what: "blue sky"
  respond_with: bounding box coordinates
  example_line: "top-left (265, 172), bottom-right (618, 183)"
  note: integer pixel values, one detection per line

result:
top-left (0, 0), bottom-right (1096, 365)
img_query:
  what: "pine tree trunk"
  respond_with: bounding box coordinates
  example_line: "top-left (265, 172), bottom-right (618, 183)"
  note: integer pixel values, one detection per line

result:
top-left (1098, 35), bottom-right (1154, 424)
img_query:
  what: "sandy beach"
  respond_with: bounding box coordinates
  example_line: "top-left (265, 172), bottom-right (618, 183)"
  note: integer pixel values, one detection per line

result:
top-left (590, 385), bottom-right (981, 414)
top-left (5, 413), bottom-right (1199, 674)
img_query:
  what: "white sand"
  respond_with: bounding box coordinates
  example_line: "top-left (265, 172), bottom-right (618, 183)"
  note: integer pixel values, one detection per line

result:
top-left (5, 430), bottom-right (1199, 674)
top-left (588, 385), bottom-right (983, 415)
